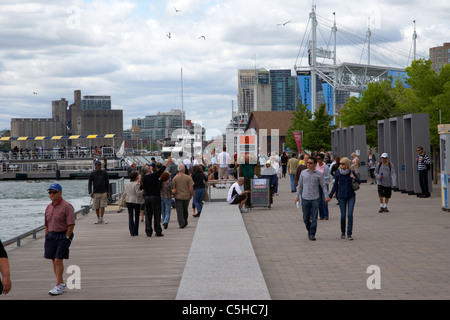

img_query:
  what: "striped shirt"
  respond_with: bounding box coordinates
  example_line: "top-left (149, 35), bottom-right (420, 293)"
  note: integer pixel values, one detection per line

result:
top-left (297, 169), bottom-right (329, 200)
top-left (417, 153), bottom-right (430, 171)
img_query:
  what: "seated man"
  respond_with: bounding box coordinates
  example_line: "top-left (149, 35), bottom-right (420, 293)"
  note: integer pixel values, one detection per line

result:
top-left (227, 177), bottom-right (250, 213)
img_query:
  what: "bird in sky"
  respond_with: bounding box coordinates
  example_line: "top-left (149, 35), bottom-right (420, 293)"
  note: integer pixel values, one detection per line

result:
top-left (277, 21), bottom-right (291, 26)
top-left (174, 7), bottom-right (181, 12)
top-left (199, 36), bottom-right (206, 40)
top-left (33, 92), bottom-right (38, 95)
top-left (166, 32), bottom-right (171, 38)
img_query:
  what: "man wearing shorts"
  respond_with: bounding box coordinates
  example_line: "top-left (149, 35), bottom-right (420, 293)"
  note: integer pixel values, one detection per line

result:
top-left (88, 160), bottom-right (110, 224)
top-left (44, 183), bottom-right (75, 296)
top-left (218, 147), bottom-right (231, 188)
top-left (375, 153), bottom-right (397, 213)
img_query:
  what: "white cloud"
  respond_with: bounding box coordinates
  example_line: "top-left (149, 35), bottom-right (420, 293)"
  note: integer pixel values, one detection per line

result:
top-left (0, 0), bottom-right (448, 134)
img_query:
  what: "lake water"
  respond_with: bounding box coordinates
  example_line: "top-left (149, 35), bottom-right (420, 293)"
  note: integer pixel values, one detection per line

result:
top-left (0, 180), bottom-right (104, 242)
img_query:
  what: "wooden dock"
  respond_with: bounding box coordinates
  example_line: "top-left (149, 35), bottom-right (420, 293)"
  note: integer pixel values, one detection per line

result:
top-left (2, 205), bottom-right (198, 300)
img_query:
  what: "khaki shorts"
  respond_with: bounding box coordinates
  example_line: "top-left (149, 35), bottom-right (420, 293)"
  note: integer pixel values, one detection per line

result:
top-left (93, 193), bottom-right (108, 209)
top-left (218, 166), bottom-right (229, 179)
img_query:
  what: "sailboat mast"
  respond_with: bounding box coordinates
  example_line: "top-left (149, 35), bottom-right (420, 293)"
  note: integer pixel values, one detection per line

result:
top-left (181, 67), bottom-right (184, 134)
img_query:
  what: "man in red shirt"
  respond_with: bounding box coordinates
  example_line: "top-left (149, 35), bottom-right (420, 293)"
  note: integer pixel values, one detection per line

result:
top-left (44, 183), bottom-right (75, 296)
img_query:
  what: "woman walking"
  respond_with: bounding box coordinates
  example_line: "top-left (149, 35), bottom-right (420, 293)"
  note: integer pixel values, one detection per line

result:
top-left (160, 171), bottom-right (173, 229)
top-left (329, 157), bottom-right (360, 240)
top-left (124, 171), bottom-right (145, 236)
top-left (191, 165), bottom-right (208, 217)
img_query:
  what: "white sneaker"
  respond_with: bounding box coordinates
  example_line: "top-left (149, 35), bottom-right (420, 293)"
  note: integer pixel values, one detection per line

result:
top-left (48, 284), bottom-right (66, 296)
top-left (240, 207), bottom-right (248, 213)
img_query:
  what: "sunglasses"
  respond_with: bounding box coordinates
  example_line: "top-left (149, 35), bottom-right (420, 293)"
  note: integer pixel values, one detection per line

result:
top-left (48, 190), bottom-right (59, 194)
top-left (307, 162), bottom-right (315, 164)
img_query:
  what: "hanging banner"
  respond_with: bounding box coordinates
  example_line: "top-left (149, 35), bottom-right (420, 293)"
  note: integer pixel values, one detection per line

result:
top-left (321, 82), bottom-right (334, 125)
top-left (292, 131), bottom-right (303, 154)
top-left (297, 75), bottom-right (311, 112)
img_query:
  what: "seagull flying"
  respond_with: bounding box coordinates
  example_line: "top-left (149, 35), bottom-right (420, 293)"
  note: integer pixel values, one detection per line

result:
top-left (33, 92), bottom-right (38, 95)
top-left (174, 7), bottom-right (181, 12)
top-left (277, 21), bottom-right (291, 26)
top-left (166, 32), bottom-right (171, 38)
top-left (199, 36), bottom-right (206, 40)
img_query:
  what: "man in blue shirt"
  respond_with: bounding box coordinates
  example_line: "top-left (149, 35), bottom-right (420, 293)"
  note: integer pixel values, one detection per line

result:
top-left (294, 156), bottom-right (331, 241)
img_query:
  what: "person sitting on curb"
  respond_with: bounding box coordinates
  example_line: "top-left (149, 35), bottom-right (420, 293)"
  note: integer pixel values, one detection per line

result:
top-left (227, 177), bottom-right (250, 213)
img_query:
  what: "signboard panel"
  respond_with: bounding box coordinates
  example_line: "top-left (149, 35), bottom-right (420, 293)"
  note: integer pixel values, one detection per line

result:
top-left (251, 178), bottom-right (271, 208)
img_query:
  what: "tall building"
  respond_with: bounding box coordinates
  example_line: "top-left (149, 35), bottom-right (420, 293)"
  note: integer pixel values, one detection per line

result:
top-left (238, 68), bottom-right (274, 114)
top-left (270, 69), bottom-right (300, 111)
top-left (430, 42), bottom-right (450, 73)
top-left (11, 90), bottom-right (123, 149)
top-left (132, 109), bottom-right (185, 141)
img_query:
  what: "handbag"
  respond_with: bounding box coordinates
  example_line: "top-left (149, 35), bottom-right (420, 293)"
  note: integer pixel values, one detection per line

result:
top-left (351, 179), bottom-right (360, 191)
top-left (119, 193), bottom-right (126, 208)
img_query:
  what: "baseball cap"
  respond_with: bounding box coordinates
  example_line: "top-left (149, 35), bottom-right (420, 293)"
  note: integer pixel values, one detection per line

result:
top-left (381, 153), bottom-right (388, 158)
top-left (95, 161), bottom-right (102, 165)
top-left (48, 183), bottom-right (62, 191)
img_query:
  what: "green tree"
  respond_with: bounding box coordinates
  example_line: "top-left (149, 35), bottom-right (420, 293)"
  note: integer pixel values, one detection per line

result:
top-left (339, 79), bottom-right (399, 147)
top-left (286, 102), bottom-right (334, 152)
top-left (285, 101), bottom-right (311, 152)
top-left (303, 104), bottom-right (335, 151)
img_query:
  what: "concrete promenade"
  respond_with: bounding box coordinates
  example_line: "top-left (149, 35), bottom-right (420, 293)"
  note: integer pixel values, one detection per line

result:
top-left (244, 176), bottom-right (450, 300)
top-left (2, 176), bottom-right (450, 300)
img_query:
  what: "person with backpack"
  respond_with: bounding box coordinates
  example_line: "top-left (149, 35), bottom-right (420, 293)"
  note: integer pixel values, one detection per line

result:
top-left (375, 153), bottom-right (396, 213)
top-left (416, 146), bottom-right (431, 198)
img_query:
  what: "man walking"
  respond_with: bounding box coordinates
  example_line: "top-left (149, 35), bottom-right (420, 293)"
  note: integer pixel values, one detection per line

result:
top-left (375, 153), bottom-right (397, 213)
top-left (294, 157), bottom-right (331, 241)
top-left (88, 160), bottom-right (110, 224)
top-left (44, 183), bottom-right (75, 296)
top-left (287, 153), bottom-right (299, 192)
top-left (172, 164), bottom-right (195, 228)
top-left (416, 146), bottom-right (431, 198)
top-left (142, 156), bottom-right (172, 237)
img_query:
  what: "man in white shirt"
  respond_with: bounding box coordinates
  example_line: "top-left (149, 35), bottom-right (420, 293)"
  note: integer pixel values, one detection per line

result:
top-left (218, 147), bottom-right (232, 188)
top-left (227, 177), bottom-right (250, 213)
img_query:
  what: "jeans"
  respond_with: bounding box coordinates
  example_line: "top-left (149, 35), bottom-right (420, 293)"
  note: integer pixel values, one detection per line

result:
top-left (193, 188), bottom-right (206, 213)
top-left (301, 198), bottom-right (320, 237)
top-left (289, 174), bottom-right (296, 191)
top-left (338, 196), bottom-right (356, 236)
top-left (161, 198), bottom-right (172, 225)
top-left (126, 202), bottom-right (141, 236)
top-left (318, 184), bottom-right (329, 219)
top-left (273, 176), bottom-right (279, 194)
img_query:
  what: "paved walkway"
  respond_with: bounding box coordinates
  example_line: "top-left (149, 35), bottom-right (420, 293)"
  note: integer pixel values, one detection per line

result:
top-left (2, 177), bottom-right (450, 300)
top-left (243, 176), bottom-right (450, 300)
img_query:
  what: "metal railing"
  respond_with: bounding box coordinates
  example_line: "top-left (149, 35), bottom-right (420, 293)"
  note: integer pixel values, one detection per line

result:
top-left (3, 178), bottom-right (125, 247)
top-left (0, 146), bottom-right (116, 161)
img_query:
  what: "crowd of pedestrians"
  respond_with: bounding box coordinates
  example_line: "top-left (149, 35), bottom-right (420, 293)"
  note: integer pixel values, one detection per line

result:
top-left (0, 144), bottom-right (433, 297)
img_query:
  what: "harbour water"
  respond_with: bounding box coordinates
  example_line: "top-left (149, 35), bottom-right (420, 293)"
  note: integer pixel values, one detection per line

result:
top-left (0, 179), bottom-right (113, 242)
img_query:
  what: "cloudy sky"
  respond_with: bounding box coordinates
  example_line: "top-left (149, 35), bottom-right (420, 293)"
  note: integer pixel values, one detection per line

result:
top-left (0, 0), bottom-right (448, 137)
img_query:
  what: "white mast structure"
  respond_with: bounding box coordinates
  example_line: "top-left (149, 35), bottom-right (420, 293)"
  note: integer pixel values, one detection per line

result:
top-left (310, 4), bottom-right (317, 115)
top-left (413, 20), bottom-right (417, 61)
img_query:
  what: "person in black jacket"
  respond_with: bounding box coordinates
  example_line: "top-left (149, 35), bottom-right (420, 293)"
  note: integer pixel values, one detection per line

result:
top-left (88, 161), bottom-right (110, 224)
top-left (141, 156), bottom-right (172, 237)
top-left (329, 157), bottom-right (360, 240)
